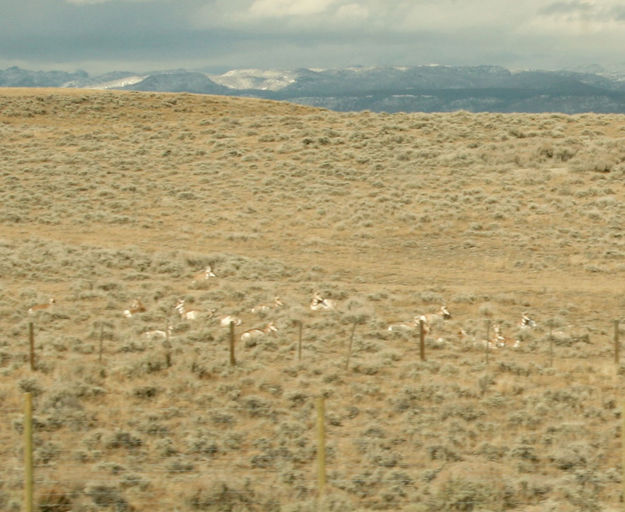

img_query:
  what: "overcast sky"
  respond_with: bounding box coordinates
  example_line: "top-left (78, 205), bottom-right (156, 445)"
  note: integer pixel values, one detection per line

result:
top-left (2, 0), bottom-right (624, 74)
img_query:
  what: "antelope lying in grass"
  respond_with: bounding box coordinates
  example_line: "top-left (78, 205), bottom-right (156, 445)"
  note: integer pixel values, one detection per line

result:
top-left (460, 326), bottom-right (520, 350)
top-left (519, 312), bottom-right (536, 329)
top-left (123, 298), bottom-right (146, 318)
top-left (387, 316), bottom-right (430, 334)
top-left (28, 297), bottom-right (56, 314)
top-left (220, 315), bottom-right (242, 327)
top-left (392, 306), bottom-right (450, 334)
top-left (192, 264), bottom-right (216, 283)
top-left (251, 296), bottom-right (283, 314)
top-left (310, 292), bottom-right (336, 311)
top-left (420, 305), bottom-right (452, 324)
top-left (143, 325), bottom-right (173, 341)
top-left (240, 322), bottom-right (278, 343)
top-left (492, 325), bottom-right (521, 349)
top-left (175, 299), bottom-right (213, 320)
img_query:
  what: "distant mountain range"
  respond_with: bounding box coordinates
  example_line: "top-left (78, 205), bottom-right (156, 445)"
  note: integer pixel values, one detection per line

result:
top-left (3, 65), bottom-right (625, 113)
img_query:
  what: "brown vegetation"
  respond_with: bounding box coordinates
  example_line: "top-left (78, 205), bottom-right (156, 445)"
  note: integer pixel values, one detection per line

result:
top-left (1, 88), bottom-right (625, 510)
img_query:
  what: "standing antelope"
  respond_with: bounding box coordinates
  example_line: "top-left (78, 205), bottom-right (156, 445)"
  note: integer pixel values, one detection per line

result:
top-left (310, 293), bottom-right (336, 311)
top-left (28, 297), bottom-right (56, 314)
top-left (192, 264), bottom-right (216, 283)
top-left (240, 322), bottom-right (278, 343)
top-left (123, 298), bottom-right (146, 318)
top-left (251, 296), bottom-right (284, 314)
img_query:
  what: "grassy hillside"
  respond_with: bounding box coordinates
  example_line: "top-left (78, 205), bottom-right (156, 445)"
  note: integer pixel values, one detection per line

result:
top-left (1, 88), bottom-right (625, 511)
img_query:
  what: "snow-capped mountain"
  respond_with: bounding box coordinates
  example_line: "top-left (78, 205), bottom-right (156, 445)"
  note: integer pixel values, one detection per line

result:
top-left (3, 65), bottom-right (625, 113)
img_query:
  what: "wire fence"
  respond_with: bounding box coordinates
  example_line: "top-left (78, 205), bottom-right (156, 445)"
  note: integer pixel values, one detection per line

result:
top-left (2, 317), bottom-right (625, 510)
top-left (2, 389), bottom-right (625, 512)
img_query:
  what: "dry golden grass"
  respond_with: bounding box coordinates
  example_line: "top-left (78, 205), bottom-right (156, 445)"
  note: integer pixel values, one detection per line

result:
top-left (2, 88), bottom-right (625, 511)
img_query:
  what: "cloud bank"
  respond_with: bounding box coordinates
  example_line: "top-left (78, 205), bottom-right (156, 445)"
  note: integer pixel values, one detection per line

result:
top-left (1, 0), bottom-right (624, 73)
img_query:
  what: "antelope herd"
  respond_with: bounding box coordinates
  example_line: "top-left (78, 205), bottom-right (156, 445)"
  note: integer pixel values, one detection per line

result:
top-left (27, 264), bottom-right (541, 351)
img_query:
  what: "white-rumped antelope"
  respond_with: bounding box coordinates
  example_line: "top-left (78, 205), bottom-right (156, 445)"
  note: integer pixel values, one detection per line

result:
top-left (123, 298), bottom-right (146, 318)
top-left (28, 297), bottom-right (56, 314)
top-left (240, 322), bottom-right (278, 343)
top-left (251, 296), bottom-right (284, 314)
top-left (310, 292), bottom-right (336, 311)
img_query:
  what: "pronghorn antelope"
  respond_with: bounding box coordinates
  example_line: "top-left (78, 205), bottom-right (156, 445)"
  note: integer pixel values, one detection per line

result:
top-left (387, 316), bottom-right (430, 334)
top-left (492, 325), bottom-right (520, 349)
top-left (220, 315), bottom-right (242, 327)
top-left (458, 328), bottom-right (494, 349)
top-left (310, 293), bottom-right (336, 311)
top-left (457, 328), bottom-right (469, 342)
top-left (28, 297), bottom-right (56, 314)
top-left (142, 325), bottom-right (173, 341)
top-left (466, 325), bottom-right (520, 350)
top-left (420, 305), bottom-right (452, 324)
top-left (251, 296), bottom-right (284, 314)
top-left (519, 312), bottom-right (536, 329)
top-left (175, 299), bottom-right (212, 320)
top-left (123, 298), bottom-right (146, 318)
top-left (240, 322), bottom-right (278, 343)
top-left (192, 264), bottom-right (216, 283)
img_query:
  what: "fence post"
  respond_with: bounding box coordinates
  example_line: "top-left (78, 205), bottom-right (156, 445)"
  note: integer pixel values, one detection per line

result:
top-left (549, 323), bottom-right (554, 367)
top-left (316, 397), bottom-right (326, 499)
top-left (345, 321), bottom-right (357, 370)
top-left (99, 323), bottom-right (104, 365)
top-left (28, 322), bottom-right (36, 372)
top-left (297, 321), bottom-right (303, 362)
top-left (419, 319), bottom-right (426, 361)
top-left (615, 320), bottom-right (620, 365)
top-left (229, 321), bottom-right (236, 366)
top-left (622, 400), bottom-right (625, 504)
top-left (485, 319), bottom-right (491, 365)
top-left (24, 392), bottom-right (33, 512)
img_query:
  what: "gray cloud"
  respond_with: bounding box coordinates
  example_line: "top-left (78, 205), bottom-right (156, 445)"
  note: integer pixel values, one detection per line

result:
top-left (539, 1), bottom-right (594, 16)
top-left (1, 1), bottom-right (625, 73)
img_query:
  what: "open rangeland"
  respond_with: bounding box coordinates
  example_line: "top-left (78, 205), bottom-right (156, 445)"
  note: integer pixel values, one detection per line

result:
top-left (2, 88), bottom-right (625, 511)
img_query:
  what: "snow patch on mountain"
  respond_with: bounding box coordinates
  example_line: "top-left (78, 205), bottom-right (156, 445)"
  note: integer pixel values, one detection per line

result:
top-left (209, 69), bottom-right (297, 91)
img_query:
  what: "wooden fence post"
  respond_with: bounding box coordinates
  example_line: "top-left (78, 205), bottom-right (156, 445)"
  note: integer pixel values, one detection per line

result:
top-left (99, 323), bottom-right (104, 365)
top-left (622, 400), bottom-right (625, 504)
top-left (297, 321), bottom-right (303, 362)
top-left (28, 322), bottom-right (36, 372)
top-left (549, 323), bottom-right (554, 367)
top-left (316, 397), bottom-right (326, 499)
top-left (615, 320), bottom-right (620, 365)
top-left (419, 319), bottom-right (426, 361)
top-left (345, 322), bottom-right (357, 370)
top-left (485, 319), bottom-right (491, 365)
top-left (229, 321), bottom-right (236, 366)
top-left (24, 392), bottom-right (33, 512)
